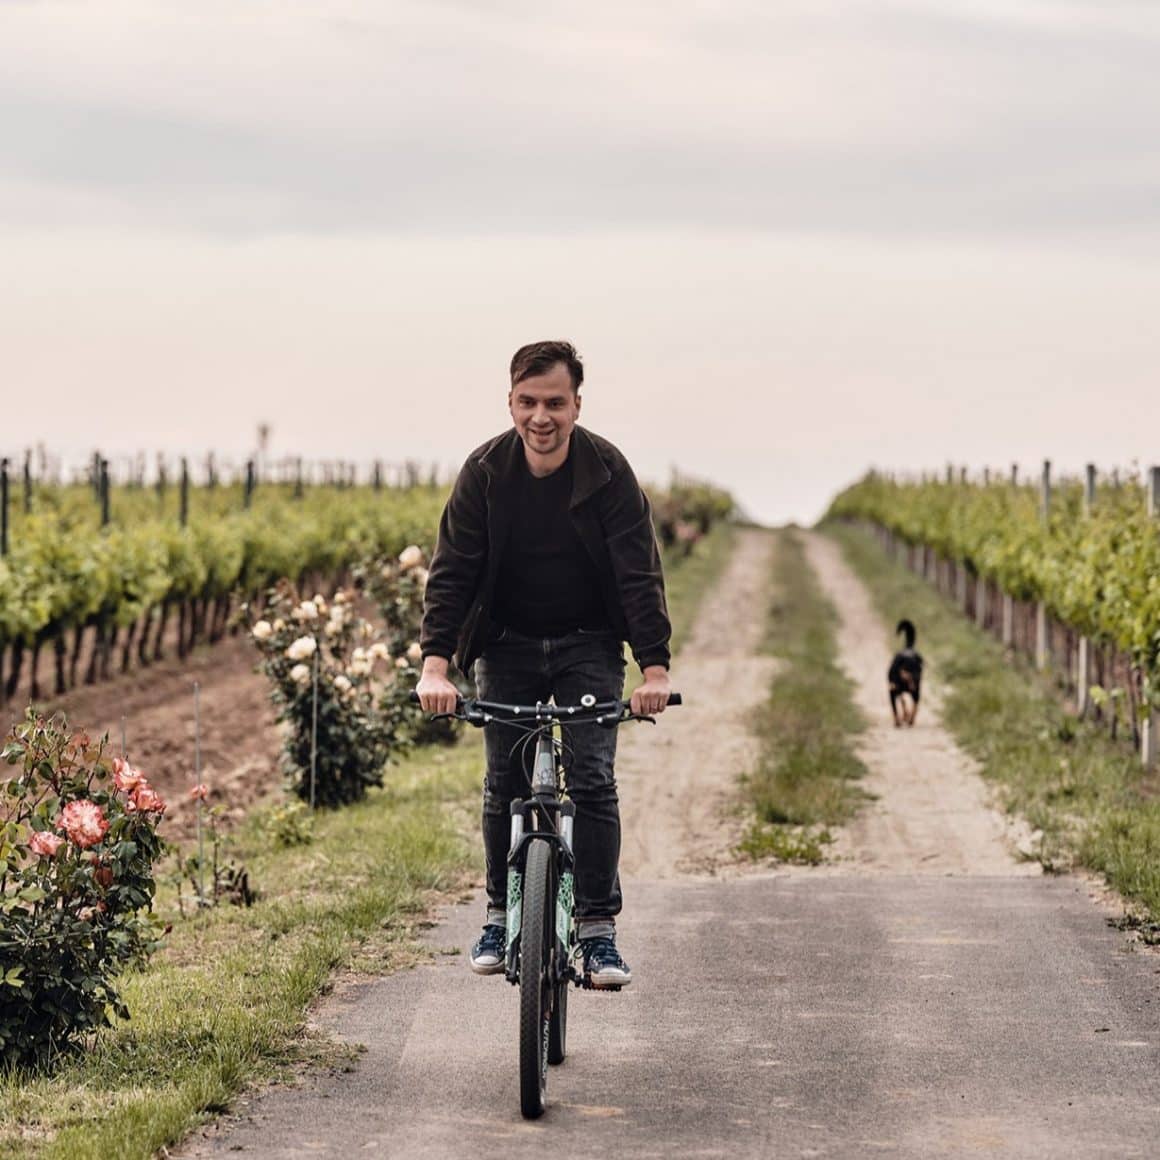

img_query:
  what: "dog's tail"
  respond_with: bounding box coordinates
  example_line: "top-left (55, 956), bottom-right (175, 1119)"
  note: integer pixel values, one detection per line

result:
top-left (896, 619), bottom-right (917, 648)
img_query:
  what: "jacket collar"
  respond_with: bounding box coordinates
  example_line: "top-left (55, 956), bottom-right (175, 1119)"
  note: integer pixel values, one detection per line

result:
top-left (479, 426), bottom-right (611, 509)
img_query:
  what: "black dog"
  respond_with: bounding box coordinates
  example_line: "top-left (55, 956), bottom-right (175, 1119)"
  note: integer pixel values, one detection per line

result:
top-left (888, 619), bottom-right (923, 728)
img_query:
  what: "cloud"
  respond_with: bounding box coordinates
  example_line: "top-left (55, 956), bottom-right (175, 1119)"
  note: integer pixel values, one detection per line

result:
top-left (0, 0), bottom-right (1157, 238)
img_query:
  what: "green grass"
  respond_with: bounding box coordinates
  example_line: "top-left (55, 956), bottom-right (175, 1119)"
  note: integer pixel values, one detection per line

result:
top-left (739, 528), bottom-right (869, 863)
top-left (0, 741), bottom-right (481, 1160)
top-left (828, 520), bottom-right (1160, 922)
top-left (663, 521), bottom-right (736, 658)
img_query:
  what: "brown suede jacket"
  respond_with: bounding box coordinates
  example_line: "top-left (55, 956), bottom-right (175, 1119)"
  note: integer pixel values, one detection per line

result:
top-left (419, 426), bottom-right (671, 676)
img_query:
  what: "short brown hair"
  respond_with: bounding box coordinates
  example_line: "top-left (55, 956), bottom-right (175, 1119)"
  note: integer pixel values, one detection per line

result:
top-left (509, 341), bottom-right (584, 392)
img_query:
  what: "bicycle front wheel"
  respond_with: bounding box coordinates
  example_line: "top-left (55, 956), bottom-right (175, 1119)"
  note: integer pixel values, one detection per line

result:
top-left (519, 839), bottom-right (554, 1119)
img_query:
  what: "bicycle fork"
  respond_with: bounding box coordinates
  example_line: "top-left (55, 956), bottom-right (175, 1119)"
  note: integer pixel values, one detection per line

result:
top-left (505, 733), bottom-right (576, 985)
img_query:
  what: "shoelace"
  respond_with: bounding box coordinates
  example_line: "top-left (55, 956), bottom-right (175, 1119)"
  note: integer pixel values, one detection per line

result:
top-left (581, 936), bottom-right (623, 969)
top-left (476, 926), bottom-right (505, 955)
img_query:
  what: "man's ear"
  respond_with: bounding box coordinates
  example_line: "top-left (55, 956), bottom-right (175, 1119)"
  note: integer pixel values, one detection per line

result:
top-left (574, 391), bottom-right (582, 416)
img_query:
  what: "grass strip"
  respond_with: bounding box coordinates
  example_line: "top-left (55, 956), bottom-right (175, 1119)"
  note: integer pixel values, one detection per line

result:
top-left (739, 528), bottom-right (869, 864)
top-left (829, 521), bottom-right (1160, 926)
top-left (0, 742), bottom-right (481, 1160)
top-left (663, 521), bottom-right (736, 658)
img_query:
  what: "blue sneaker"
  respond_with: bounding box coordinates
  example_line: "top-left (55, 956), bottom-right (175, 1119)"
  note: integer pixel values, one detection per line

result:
top-left (469, 924), bottom-right (506, 975)
top-left (578, 935), bottom-right (632, 988)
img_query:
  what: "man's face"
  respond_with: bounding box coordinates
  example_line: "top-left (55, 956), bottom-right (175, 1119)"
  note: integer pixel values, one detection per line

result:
top-left (508, 362), bottom-right (581, 457)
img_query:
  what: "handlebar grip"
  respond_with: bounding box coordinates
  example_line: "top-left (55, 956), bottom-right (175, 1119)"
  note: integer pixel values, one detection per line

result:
top-left (667, 693), bottom-right (682, 706)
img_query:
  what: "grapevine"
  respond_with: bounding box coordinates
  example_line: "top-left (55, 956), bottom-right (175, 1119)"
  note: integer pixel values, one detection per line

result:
top-left (829, 472), bottom-right (1160, 707)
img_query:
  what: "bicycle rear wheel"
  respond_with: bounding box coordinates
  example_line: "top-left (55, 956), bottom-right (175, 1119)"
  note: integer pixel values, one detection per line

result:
top-left (519, 840), bottom-right (554, 1118)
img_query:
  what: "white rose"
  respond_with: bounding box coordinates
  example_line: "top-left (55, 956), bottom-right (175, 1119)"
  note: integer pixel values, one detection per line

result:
top-left (313, 593), bottom-right (328, 614)
top-left (272, 618), bottom-right (286, 632)
top-left (285, 635), bottom-right (318, 661)
top-left (289, 663), bottom-right (311, 686)
top-left (406, 641), bottom-right (423, 662)
top-left (351, 646), bottom-right (368, 662)
top-left (361, 623), bottom-right (376, 639)
top-left (333, 674), bottom-right (353, 694)
top-left (350, 659), bottom-right (372, 677)
top-left (369, 642), bottom-right (391, 661)
top-left (251, 620), bottom-right (273, 641)
top-left (334, 590), bottom-right (348, 605)
top-left (398, 545), bottom-right (424, 571)
top-left (394, 656), bottom-right (409, 670)
top-left (324, 621), bottom-right (340, 638)
top-left (380, 564), bottom-right (394, 580)
top-left (293, 600), bottom-right (319, 622)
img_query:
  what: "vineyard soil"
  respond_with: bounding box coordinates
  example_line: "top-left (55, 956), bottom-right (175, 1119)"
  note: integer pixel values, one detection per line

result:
top-left (15, 634), bottom-right (281, 839)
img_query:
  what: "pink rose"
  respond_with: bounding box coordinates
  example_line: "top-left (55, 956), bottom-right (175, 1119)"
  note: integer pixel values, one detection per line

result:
top-left (29, 831), bottom-right (65, 858)
top-left (113, 757), bottom-right (145, 794)
top-left (188, 783), bottom-right (209, 802)
top-left (130, 783), bottom-right (167, 815)
top-left (60, 800), bottom-right (109, 849)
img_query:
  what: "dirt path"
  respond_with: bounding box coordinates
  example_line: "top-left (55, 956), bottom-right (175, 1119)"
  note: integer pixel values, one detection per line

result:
top-left (800, 532), bottom-right (1039, 876)
top-left (618, 527), bottom-right (778, 877)
top-left (182, 528), bottom-right (1160, 1159)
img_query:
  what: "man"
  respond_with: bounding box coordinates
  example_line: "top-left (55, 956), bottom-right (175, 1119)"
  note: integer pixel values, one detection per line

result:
top-left (416, 340), bottom-right (672, 988)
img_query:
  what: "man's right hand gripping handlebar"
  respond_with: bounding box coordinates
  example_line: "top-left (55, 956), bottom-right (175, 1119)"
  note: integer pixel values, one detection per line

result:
top-left (415, 657), bottom-right (462, 715)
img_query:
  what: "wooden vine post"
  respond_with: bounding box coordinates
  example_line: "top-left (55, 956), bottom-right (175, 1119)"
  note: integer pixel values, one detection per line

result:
top-left (1036, 460), bottom-right (1051, 671)
top-left (1143, 465), bottom-right (1160, 769)
top-left (1002, 463), bottom-right (1018, 647)
top-left (1076, 464), bottom-right (1096, 716)
top-left (180, 457), bottom-right (190, 527)
top-left (0, 457), bottom-right (9, 556)
top-left (99, 458), bottom-right (111, 527)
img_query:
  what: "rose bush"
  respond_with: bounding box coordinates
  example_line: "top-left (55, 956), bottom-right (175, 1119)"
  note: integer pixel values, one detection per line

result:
top-left (353, 543), bottom-right (429, 660)
top-left (0, 711), bottom-right (167, 1067)
top-left (245, 583), bottom-right (417, 808)
top-left (354, 545), bottom-right (462, 746)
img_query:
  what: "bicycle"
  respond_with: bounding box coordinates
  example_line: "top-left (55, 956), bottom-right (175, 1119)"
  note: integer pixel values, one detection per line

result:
top-left (412, 689), bottom-right (681, 1119)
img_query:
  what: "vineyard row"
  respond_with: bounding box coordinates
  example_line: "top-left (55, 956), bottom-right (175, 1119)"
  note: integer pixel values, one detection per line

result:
top-left (0, 472), bottom-right (732, 705)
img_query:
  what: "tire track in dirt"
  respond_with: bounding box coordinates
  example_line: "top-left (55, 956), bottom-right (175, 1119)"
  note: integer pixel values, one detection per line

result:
top-left (617, 526), bottom-right (779, 878)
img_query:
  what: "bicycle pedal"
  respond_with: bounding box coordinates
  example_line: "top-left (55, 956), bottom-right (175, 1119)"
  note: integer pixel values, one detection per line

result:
top-left (579, 975), bottom-right (622, 992)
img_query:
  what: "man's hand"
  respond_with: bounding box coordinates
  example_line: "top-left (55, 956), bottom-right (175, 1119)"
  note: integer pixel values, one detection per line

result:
top-left (416, 656), bottom-right (460, 715)
top-left (630, 665), bottom-right (672, 716)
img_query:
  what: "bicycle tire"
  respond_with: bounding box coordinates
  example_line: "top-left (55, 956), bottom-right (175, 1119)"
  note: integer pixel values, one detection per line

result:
top-left (519, 840), bottom-right (553, 1118)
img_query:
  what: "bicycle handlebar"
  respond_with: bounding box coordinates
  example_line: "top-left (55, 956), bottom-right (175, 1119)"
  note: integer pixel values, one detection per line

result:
top-left (408, 690), bottom-right (682, 726)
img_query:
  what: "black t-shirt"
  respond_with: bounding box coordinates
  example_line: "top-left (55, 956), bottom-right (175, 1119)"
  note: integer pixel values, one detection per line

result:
top-left (491, 451), bottom-right (611, 637)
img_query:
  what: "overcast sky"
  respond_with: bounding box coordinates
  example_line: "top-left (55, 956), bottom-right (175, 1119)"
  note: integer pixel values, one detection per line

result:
top-left (2, 0), bottom-right (1158, 523)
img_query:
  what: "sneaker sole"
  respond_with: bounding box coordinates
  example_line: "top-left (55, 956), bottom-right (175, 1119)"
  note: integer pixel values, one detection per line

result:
top-left (587, 970), bottom-right (632, 989)
top-left (470, 958), bottom-right (506, 976)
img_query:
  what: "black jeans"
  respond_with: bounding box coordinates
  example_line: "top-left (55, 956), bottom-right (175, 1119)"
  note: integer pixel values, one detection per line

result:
top-left (475, 626), bottom-right (626, 938)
